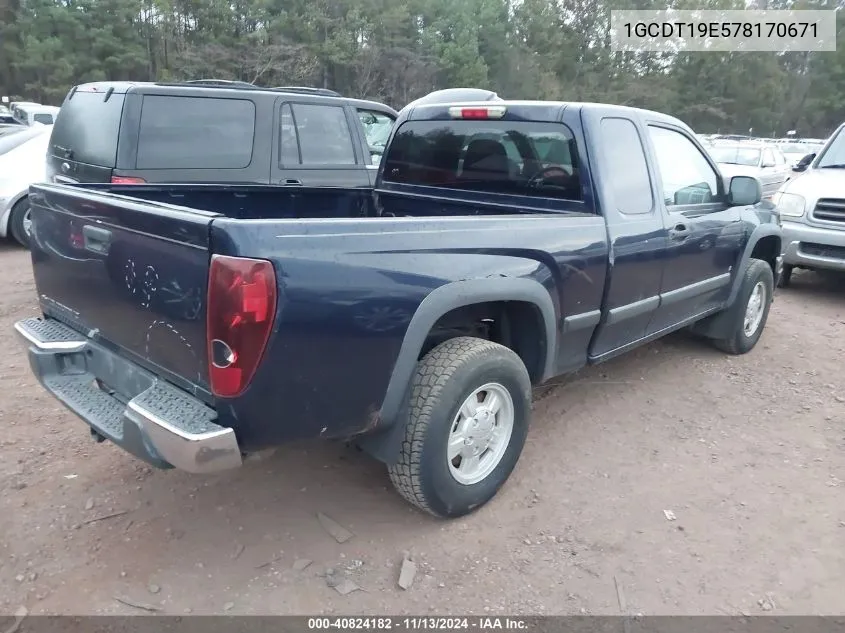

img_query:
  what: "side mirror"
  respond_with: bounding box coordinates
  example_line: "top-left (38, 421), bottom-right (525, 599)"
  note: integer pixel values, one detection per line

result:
top-left (793, 153), bottom-right (815, 172)
top-left (728, 175), bottom-right (762, 206)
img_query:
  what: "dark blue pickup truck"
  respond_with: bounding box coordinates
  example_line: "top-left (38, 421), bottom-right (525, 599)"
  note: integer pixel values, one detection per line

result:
top-left (16, 100), bottom-right (782, 518)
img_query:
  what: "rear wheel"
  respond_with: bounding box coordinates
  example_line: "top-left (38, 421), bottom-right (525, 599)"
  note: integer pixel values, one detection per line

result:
top-left (387, 337), bottom-right (531, 518)
top-left (9, 197), bottom-right (32, 249)
top-left (712, 258), bottom-right (773, 355)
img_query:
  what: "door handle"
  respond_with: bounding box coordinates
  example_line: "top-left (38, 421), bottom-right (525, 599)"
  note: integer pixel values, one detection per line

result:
top-left (669, 223), bottom-right (690, 240)
top-left (282, 179), bottom-right (302, 186)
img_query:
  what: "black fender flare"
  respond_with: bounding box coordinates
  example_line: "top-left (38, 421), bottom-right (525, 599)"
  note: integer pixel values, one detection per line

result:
top-left (726, 223), bottom-right (782, 306)
top-left (359, 277), bottom-right (558, 464)
top-left (691, 223), bottom-right (782, 340)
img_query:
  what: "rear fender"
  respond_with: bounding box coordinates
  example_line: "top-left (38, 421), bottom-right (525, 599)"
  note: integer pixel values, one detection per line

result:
top-left (359, 277), bottom-right (557, 464)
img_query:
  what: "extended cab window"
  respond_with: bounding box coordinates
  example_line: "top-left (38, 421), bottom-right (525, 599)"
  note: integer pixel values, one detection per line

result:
top-left (647, 126), bottom-right (718, 206)
top-left (137, 96), bottom-right (255, 169)
top-left (382, 120), bottom-right (582, 201)
top-left (280, 103), bottom-right (356, 166)
top-left (600, 117), bottom-right (653, 214)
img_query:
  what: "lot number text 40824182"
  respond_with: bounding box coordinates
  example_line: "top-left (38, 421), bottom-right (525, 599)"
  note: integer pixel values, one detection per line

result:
top-left (307, 617), bottom-right (529, 630)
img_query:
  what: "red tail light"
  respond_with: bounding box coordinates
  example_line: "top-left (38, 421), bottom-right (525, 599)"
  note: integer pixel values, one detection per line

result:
top-left (206, 255), bottom-right (277, 398)
top-left (111, 176), bottom-right (146, 184)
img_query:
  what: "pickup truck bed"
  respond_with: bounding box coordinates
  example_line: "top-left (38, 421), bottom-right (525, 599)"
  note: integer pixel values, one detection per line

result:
top-left (18, 100), bottom-right (783, 517)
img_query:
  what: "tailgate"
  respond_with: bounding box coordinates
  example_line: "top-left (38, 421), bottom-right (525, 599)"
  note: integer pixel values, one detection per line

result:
top-left (27, 183), bottom-right (220, 397)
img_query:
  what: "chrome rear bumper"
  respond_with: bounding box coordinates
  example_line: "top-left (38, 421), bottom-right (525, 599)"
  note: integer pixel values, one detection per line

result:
top-left (14, 317), bottom-right (242, 474)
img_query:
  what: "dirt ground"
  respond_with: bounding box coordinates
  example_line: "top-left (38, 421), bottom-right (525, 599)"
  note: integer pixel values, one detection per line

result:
top-left (0, 241), bottom-right (843, 617)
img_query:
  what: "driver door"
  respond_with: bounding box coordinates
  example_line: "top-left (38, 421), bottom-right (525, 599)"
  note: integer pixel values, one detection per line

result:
top-left (645, 124), bottom-right (746, 334)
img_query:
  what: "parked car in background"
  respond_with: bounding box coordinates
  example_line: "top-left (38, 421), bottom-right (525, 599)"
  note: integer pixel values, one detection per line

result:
top-left (781, 142), bottom-right (824, 169)
top-left (16, 99), bottom-right (781, 518)
top-left (709, 142), bottom-right (790, 198)
top-left (10, 102), bottom-right (41, 120)
top-left (0, 124), bottom-right (27, 137)
top-left (0, 105), bottom-right (19, 125)
top-left (0, 125), bottom-right (45, 156)
top-left (774, 123), bottom-right (845, 286)
top-left (0, 126), bottom-right (50, 248)
top-left (712, 134), bottom-right (754, 142)
top-left (15, 105), bottom-right (59, 127)
top-left (47, 81), bottom-right (397, 187)
top-left (696, 133), bottom-right (715, 147)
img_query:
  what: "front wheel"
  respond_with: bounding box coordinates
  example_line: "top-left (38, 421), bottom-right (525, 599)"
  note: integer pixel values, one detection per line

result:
top-left (388, 337), bottom-right (532, 518)
top-left (712, 258), bottom-right (774, 355)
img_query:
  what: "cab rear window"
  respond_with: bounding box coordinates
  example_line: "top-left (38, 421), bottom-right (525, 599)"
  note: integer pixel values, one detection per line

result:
top-left (382, 120), bottom-right (582, 201)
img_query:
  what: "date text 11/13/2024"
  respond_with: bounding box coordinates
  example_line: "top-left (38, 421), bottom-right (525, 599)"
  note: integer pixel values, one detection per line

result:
top-left (307, 617), bottom-right (529, 630)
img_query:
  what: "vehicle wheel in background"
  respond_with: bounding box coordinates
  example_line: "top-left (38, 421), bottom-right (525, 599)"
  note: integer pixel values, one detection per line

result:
top-left (712, 258), bottom-right (774, 355)
top-left (9, 198), bottom-right (32, 249)
top-left (777, 264), bottom-right (793, 288)
top-left (388, 337), bottom-right (532, 518)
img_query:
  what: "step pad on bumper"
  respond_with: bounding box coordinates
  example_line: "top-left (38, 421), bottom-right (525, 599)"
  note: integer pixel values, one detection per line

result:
top-left (15, 317), bottom-right (242, 473)
top-left (15, 317), bottom-right (87, 351)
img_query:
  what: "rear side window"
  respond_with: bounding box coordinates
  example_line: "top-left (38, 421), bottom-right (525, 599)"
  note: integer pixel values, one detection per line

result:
top-left (33, 113), bottom-right (53, 125)
top-left (279, 103), bottom-right (356, 166)
top-left (600, 117), bottom-right (653, 215)
top-left (382, 120), bottom-right (582, 201)
top-left (137, 96), bottom-right (255, 169)
top-left (50, 90), bottom-right (125, 167)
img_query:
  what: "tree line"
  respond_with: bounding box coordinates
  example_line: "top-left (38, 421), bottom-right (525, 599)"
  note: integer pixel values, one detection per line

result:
top-left (1, 0), bottom-right (843, 137)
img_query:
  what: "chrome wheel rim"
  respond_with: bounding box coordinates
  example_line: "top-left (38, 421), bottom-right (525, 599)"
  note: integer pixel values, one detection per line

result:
top-left (22, 208), bottom-right (32, 237)
top-left (447, 382), bottom-right (514, 486)
top-left (743, 281), bottom-right (766, 337)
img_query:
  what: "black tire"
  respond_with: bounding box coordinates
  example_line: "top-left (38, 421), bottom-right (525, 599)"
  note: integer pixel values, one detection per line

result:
top-left (9, 197), bottom-right (31, 249)
top-left (777, 264), bottom-right (793, 288)
top-left (712, 258), bottom-right (774, 355)
top-left (387, 337), bottom-right (532, 518)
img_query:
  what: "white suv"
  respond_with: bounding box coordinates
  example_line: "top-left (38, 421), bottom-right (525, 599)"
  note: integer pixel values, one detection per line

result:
top-left (773, 123), bottom-right (845, 286)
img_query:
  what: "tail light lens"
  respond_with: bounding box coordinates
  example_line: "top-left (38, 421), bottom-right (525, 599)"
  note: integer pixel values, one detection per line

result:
top-left (206, 255), bottom-right (277, 398)
top-left (448, 105), bottom-right (507, 119)
top-left (111, 176), bottom-right (146, 184)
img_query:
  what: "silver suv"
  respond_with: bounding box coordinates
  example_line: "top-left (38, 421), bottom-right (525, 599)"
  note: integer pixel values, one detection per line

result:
top-left (773, 124), bottom-right (845, 286)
